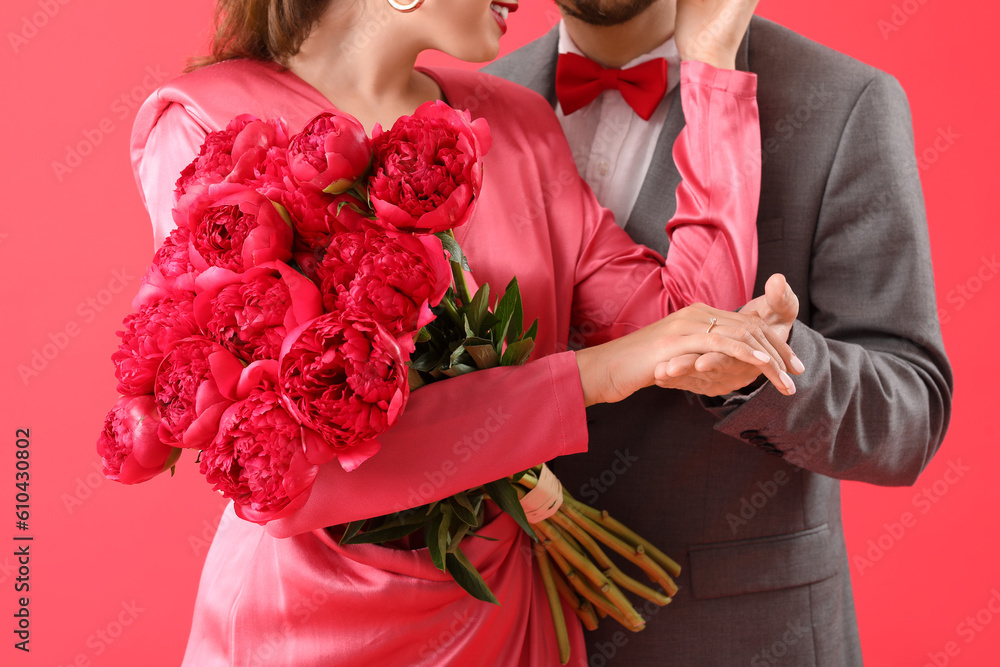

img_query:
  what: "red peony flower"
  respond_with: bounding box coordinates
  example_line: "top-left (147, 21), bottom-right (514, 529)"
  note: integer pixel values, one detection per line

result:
top-left (200, 376), bottom-right (326, 524)
top-left (153, 224), bottom-right (197, 281)
top-left (193, 261), bottom-right (323, 362)
top-left (97, 395), bottom-right (181, 485)
top-left (113, 294), bottom-right (198, 396)
top-left (278, 314), bottom-right (409, 471)
top-left (178, 186), bottom-right (294, 273)
top-left (175, 115), bottom-right (290, 199)
top-left (368, 100), bottom-right (492, 234)
top-left (153, 336), bottom-right (246, 449)
top-left (314, 225), bottom-right (451, 343)
top-left (287, 111), bottom-right (372, 194)
top-left (293, 191), bottom-right (371, 256)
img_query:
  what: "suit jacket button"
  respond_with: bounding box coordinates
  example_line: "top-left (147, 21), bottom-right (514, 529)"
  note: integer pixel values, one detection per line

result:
top-left (740, 430), bottom-right (759, 440)
top-left (749, 436), bottom-right (768, 446)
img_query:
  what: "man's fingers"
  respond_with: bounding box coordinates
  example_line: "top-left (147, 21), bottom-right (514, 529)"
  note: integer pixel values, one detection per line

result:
top-left (657, 354), bottom-right (701, 379)
top-left (763, 273), bottom-right (799, 321)
top-left (693, 352), bottom-right (749, 374)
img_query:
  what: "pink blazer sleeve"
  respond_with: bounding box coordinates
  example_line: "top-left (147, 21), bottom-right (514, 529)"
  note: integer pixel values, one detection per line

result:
top-left (133, 103), bottom-right (211, 249)
top-left (570, 61), bottom-right (760, 346)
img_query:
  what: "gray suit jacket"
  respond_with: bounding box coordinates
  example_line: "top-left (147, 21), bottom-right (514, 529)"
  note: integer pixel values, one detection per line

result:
top-left (485, 17), bottom-right (953, 666)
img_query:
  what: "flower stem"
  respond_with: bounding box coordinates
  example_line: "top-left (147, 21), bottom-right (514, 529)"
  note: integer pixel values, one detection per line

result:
top-left (560, 495), bottom-right (682, 579)
top-left (535, 520), bottom-right (646, 630)
top-left (549, 511), bottom-right (672, 607)
top-left (534, 543), bottom-right (571, 665)
top-left (440, 291), bottom-right (463, 327)
top-left (561, 504), bottom-right (679, 597)
top-left (448, 230), bottom-right (474, 306)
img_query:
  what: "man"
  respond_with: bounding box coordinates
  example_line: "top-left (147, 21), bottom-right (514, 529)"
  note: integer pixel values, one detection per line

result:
top-left (486, 1), bottom-right (953, 663)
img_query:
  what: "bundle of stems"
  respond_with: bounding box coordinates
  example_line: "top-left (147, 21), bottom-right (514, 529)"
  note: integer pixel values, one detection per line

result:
top-left (515, 468), bottom-right (682, 665)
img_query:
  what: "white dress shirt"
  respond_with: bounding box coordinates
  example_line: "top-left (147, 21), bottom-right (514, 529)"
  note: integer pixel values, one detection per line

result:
top-left (555, 22), bottom-right (681, 229)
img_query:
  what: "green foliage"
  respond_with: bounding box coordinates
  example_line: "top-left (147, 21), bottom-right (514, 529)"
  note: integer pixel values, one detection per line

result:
top-left (339, 233), bottom-right (542, 603)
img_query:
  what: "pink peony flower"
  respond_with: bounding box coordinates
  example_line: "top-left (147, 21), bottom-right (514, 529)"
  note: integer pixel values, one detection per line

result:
top-left (113, 294), bottom-right (198, 396)
top-left (178, 186), bottom-right (294, 273)
top-left (200, 376), bottom-right (325, 524)
top-left (278, 314), bottom-right (409, 471)
top-left (368, 100), bottom-right (492, 234)
top-left (314, 225), bottom-right (451, 343)
top-left (193, 261), bottom-right (323, 363)
top-left (97, 395), bottom-right (180, 485)
top-left (175, 115), bottom-right (290, 199)
top-left (287, 111), bottom-right (372, 194)
top-left (153, 336), bottom-right (246, 449)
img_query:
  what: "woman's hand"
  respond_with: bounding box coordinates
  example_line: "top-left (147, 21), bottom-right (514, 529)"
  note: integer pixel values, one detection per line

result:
top-left (654, 273), bottom-right (802, 396)
top-left (674, 0), bottom-right (760, 70)
top-left (575, 279), bottom-right (799, 406)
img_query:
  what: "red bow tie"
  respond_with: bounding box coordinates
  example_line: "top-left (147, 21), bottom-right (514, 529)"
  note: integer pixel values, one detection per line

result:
top-left (555, 52), bottom-right (668, 121)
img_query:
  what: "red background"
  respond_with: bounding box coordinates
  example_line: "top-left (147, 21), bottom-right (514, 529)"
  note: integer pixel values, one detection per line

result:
top-left (1, 1), bottom-right (996, 665)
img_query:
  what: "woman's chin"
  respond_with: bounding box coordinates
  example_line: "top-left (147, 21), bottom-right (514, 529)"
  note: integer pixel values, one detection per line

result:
top-left (439, 39), bottom-right (502, 65)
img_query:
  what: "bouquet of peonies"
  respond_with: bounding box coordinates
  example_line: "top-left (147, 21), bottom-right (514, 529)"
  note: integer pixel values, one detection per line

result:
top-left (99, 101), bottom-right (679, 664)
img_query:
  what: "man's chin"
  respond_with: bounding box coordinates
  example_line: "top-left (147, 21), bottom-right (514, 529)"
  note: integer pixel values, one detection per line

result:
top-left (554, 0), bottom-right (659, 27)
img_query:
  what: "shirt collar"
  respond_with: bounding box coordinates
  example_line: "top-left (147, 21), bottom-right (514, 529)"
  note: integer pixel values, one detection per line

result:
top-left (557, 20), bottom-right (680, 72)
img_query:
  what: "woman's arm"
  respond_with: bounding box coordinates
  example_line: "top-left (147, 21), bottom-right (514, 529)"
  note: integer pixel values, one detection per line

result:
top-left (134, 77), bottom-right (776, 538)
top-left (570, 61), bottom-right (760, 345)
top-left (133, 103), bottom-right (210, 249)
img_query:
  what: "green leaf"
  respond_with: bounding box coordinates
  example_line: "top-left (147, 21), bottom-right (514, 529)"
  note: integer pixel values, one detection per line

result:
top-left (465, 344), bottom-right (500, 370)
top-left (436, 232), bottom-right (471, 271)
top-left (492, 280), bottom-right (518, 349)
top-left (484, 479), bottom-right (538, 541)
top-left (503, 277), bottom-right (524, 345)
top-left (339, 519), bottom-right (367, 545)
top-left (522, 318), bottom-right (539, 343)
top-left (441, 362), bottom-right (479, 378)
top-left (407, 366), bottom-right (426, 391)
top-left (480, 311), bottom-right (500, 335)
top-left (501, 338), bottom-right (535, 367)
top-left (447, 524), bottom-right (472, 552)
top-left (270, 201), bottom-right (292, 226)
top-left (342, 521), bottom-right (422, 545)
top-left (415, 327), bottom-right (432, 344)
top-left (451, 492), bottom-right (481, 527)
top-left (427, 506), bottom-right (452, 572)
top-left (446, 547), bottom-right (499, 605)
top-left (467, 284), bottom-right (491, 335)
top-left (411, 349), bottom-right (449, 373)
top-left (322, 178), bottom-right (354, 195)
top-left (465, 529), bottom-right (499, 542)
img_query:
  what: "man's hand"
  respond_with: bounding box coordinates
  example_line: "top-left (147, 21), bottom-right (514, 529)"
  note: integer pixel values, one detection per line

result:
top-left (653, 273), bottom-right (803, 396)
top-left (674, 0), bottom-right (760, 70)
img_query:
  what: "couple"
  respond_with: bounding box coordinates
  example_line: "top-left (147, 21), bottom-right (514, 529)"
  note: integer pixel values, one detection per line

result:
top-left (129, 0), bottom-right (952, 665)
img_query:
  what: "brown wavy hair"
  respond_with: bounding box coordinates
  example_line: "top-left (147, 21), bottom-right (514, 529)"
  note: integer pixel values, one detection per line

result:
top-left (186, 0), bottom-right (331, 71)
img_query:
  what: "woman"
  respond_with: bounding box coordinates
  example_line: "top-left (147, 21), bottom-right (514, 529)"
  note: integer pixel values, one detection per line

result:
top-left (130, 0), bottom-right (793, 664)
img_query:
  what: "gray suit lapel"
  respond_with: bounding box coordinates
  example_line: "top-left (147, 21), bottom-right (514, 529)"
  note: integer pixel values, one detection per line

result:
top-left (625, 23), bottom-right (754, 256)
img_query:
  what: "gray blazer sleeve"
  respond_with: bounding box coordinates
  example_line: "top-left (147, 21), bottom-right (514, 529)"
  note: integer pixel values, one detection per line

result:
top-left (706, 71), bottom-right (953, 486)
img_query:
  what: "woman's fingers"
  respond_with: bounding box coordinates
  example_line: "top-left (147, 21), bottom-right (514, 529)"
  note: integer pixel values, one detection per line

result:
top-left (686, 304), bottom-right (802, 377)
top-left (656, 331), bottom-right (796, 396)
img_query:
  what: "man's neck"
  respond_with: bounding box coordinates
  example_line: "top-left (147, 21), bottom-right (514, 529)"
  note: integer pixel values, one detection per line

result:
top-left (562, 3), bottom-right (676, 68)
